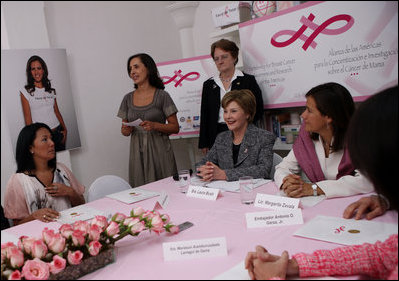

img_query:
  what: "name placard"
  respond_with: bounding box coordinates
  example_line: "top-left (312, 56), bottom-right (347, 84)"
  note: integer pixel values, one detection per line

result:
top-left (163, 237), bottom-right (227, 261)
top-left (254, 193), bottom-right (300, 210)
top-left (154, 191), bottom-right (169, 210)
top-left (246, 209), bottom-right (303, 228)
top-left (186, 185), bottom-right (219, 200)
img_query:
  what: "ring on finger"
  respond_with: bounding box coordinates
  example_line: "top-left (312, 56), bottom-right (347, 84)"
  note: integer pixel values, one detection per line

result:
top-left (43, 215), bottom-right (46, 219)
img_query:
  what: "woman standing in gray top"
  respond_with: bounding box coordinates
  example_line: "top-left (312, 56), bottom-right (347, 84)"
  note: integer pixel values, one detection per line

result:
top-left (117, 53), bottom-right (179, 187)
top-left (196, 89), bottom-right (275, 181)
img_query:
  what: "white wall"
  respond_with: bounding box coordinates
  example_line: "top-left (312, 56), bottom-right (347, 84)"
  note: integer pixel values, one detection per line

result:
top-left (1, 1), bottom-right (236, 203)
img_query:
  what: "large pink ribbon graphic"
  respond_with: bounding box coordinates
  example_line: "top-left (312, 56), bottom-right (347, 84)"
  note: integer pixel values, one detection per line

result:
top-left (271, 13), bottom-right (354, 51)
top-left (162, 70), bottom-right (200, 87)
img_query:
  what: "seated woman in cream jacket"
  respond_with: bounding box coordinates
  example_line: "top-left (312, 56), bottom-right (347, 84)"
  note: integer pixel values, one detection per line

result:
top-left (274, 83), bottom-right (373, 198)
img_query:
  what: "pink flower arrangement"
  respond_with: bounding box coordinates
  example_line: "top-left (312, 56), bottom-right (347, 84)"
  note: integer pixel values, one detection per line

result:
top-left (1, 207), bottom-right (178, 280)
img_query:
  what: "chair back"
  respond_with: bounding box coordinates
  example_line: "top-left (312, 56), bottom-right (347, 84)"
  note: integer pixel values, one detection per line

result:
top-left (270, 153), bottom-right (283, 179)
top-left (87, 175), bottom-right (132, 202)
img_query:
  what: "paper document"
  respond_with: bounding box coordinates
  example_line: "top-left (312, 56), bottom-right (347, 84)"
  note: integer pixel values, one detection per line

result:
top-left (57, 205), bottom-right (108, 225)
top-left (294, 215), bottom-right (398, 246)
top-left (206, 179), bottom-right (271, 193)
top-left (122, 118), bottom-right (143, 127)
top-left (106, 188), bottom-right (160, 204)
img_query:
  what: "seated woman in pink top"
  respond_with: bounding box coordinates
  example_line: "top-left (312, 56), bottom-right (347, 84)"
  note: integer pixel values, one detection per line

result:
top-left (4, 123), bottom-right (85, 225)
top-left (245, 86), bottom-right (398, 280)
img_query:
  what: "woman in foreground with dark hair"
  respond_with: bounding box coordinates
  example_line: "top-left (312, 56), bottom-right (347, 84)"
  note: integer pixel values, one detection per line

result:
top-left (4, 123), bottom-right (85, 225)
top-left (245, 86), bottom-right (398, 280)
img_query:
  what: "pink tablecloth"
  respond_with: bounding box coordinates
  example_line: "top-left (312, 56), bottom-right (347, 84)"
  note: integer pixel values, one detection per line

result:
top-left (3, 177), bottom-right (398, 280)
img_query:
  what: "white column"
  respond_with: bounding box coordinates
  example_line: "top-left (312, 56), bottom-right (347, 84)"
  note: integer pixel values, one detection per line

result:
top-left (167, 1), bottom-right (199, 59)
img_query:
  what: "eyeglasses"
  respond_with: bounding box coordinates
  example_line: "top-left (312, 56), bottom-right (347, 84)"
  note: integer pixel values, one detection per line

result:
top-left (213, 54), bottom-right (230, 62)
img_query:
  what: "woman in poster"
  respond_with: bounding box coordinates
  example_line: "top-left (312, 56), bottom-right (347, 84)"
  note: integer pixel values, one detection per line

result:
top-left (117, 53), bottom-right (179, 188)
top-left (20, 55), bottom-right (67, 152)
top-left (198, 39), bottom-right (264, 155)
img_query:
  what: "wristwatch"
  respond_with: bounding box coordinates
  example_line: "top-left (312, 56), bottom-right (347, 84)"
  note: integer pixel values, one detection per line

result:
top-left (311, 184), bottom-right (318, 196)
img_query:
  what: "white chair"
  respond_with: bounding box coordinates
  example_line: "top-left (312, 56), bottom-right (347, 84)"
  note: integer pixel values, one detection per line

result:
top-left (270, 153), bottom-right (283, 179)
top-left (87, 175), bottom-right (132, 202)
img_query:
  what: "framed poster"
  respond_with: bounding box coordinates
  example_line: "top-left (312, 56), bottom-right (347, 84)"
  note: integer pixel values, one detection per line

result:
top-left (239, 1), bottom-right (398, 108)
top-left (157, 55), bottom-right (218, 138)
top-left (1, 49), bottom-right (81, 154)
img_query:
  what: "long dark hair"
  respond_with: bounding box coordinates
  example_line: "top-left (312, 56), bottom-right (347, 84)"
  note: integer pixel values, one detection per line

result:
top-left (305, 82), bottom-right (354, 152)
top-left (24, 55), bottom-right (55, 95)
top-left (347, 86), bottom-right (398, 211)
top-left (126, 53), bottom-right (164, 90)
top-left (16, 123), bottom-right (57, 173)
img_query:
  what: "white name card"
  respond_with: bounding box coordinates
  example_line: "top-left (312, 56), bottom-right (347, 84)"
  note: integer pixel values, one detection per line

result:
top-left (154, 191), bottom-right (169, 210)
top-left (186, 185), bottom-right (219, 200)
top-left (246, 209), bottom-right (303, 228)
top-left (254, 193), bottom-right (300, 210)
top-left (163, 237), bottom-right (227, 261)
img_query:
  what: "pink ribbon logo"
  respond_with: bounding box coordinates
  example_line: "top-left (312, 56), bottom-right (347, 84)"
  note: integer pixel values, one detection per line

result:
top-left (271, 13), bottom-right (354, 51)
top-left (162, 70), bottom-right (200, 87)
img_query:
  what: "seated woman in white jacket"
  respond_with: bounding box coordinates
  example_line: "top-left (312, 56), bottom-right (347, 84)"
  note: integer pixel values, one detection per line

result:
top-left (274, 83), bottom-right (373, 198)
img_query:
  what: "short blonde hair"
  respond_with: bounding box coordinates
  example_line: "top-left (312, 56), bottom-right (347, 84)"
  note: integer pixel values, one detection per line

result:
top-left (221, 89), bottom-right (256, 123)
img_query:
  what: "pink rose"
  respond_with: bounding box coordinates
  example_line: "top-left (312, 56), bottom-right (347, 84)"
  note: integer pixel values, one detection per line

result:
top-left (73, 220), bottom-right (90, 235)
top-left (161, 214), bottom-right (170, 224)
top-left (130, 221), bottom-right (145, 235)
top-left (123, 217), bottom-right (137, 227)
top-left (21, 258), bottom-right (49, 280)
top-left (8, 247), bottom-right (25, 268)
top-left (105, 221), bottom-right (119, 237)
top-left (169, 225), bottom-right (179, 234)
top-left (150, 215), bottom-right (164, 234)
top-left (131, 207), bottom-right (145, 217)
top-left (41, 228), bottom-right (55, 245)
top-left (88, 241), bottom-right (102, 256)
top-left (9, 270), bottom-right (21, 280)
top-left (18, 237), bottom-right (35, 255)
top-left (49, 255), bottom-right (66, 274)
top-left (91, 216), bottom-right (108, 230)
top-left (2, 242), bottom-right (17, 257)
top-left (71, 229), bottom-right (86, 247)
top-left (48, 233), bottom-right (65, 254)
top-left (142, 211), bottom-right (154, 219)
top-left (67, 250), bottom-right (83, 265)
top-left (88, 224), bottom-right (102, 241)
top-left (111, 212), bottom-right (126, 223)
top-left (59, 224), bottom-right (74, 239)
top-left (31, 240), bottom-right (48, 259)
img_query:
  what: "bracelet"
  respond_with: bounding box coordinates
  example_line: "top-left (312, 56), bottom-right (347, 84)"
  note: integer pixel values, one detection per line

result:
top-left (378, 194), bottom-right (390, 210)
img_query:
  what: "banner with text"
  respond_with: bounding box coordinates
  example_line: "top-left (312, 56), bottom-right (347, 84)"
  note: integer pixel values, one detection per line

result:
top-left (157, 56), bottom-right (218, 137)
top-left (239, 1), bottom-right (398, 108)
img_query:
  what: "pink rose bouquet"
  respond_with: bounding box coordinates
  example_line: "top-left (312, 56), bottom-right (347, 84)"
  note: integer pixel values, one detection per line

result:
top-left (1, 207), bottom-right (177, 280)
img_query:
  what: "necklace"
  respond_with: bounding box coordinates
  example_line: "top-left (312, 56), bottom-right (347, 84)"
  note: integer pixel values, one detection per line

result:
top-left (219, 75), bottom-right (232, 83)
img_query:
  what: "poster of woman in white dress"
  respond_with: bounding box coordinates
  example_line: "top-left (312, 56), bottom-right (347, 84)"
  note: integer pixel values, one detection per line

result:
top-left (1, 48), bottom-right (81, 154)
